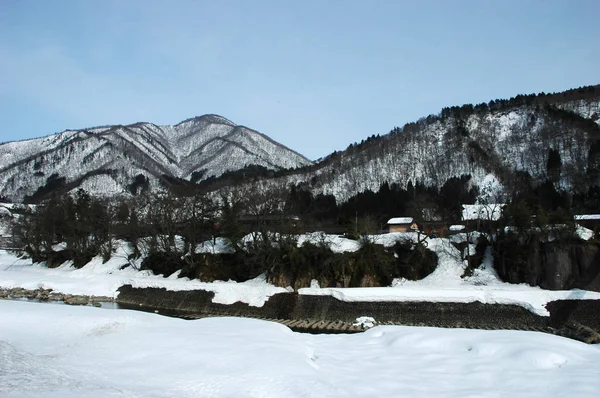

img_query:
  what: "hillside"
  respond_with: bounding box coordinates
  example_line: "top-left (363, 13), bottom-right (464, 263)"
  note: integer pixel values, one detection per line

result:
top-left (1, 85), bottom-right (599, 204)
top-left (0, 115), bottom-right (312, 201)
top-left (224, 85), bottom-right (600, 204)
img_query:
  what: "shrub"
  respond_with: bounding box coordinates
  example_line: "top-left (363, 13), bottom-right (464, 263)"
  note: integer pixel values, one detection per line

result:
top-left (141, 251), bottom-right (186, 277)
top-left (392, 241), bottom-right (438, 280)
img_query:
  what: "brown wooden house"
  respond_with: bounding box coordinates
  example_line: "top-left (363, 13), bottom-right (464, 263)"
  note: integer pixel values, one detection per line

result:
top-left (387, 217), bottom-right (419, 233)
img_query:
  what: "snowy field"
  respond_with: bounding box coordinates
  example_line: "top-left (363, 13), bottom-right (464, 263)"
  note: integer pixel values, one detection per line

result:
top-left (2, 231), bottom-right (600, 397)
top-left (1, 300), bottom-right (599, 398)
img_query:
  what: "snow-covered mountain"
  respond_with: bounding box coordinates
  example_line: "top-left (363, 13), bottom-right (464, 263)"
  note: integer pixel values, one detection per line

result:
top-left (2, 86), bottom-right (599, 204)
top-left (0, 114), bottom-right (312, 201)
top-left (308, 98), bottom-right (600, 201)
top-left (225, 86), bottom-right (600, 203)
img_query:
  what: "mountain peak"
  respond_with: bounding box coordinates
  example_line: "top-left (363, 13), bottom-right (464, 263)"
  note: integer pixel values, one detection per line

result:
top-left (175, 114), bottom-right (236, 127)
top-left (0, 113), bottom-right (312, 201)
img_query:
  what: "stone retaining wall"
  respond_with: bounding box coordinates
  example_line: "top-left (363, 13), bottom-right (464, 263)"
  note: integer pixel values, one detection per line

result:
top-left (546, 300), bottom-right (600, 330)
top-left (4, 285), bottom-right (599, 342)
top-left (117, 285), bottom-right (592, 332)
top-left (291, 295), bottom-right (548, 329)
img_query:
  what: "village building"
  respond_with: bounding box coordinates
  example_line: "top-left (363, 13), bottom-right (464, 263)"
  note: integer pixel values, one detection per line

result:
top-left (448, 224), bottom-right (466, 235)
top-left (574, 215), bottom-right (600, 237)
top-left (387, 217), bottom-right (419, 233)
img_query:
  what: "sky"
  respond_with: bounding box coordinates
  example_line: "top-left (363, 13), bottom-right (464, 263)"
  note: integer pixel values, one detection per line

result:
top-left (1, 1), bottom-right (599, 160)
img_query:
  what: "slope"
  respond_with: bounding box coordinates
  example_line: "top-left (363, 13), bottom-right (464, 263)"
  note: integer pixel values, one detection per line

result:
top-left (0, 115), bottom-right (312, 201)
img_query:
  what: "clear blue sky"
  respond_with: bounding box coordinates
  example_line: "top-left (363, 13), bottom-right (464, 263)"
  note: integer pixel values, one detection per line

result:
top-left (1, 0), bottom-right (599, 160)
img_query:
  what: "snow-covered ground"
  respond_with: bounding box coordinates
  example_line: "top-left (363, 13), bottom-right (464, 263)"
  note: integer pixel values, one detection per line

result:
top-left (0, 245), bottom-right (287, 307)
top-left (1, 300), bottom-right (599, 398)
top-left (1, 232), bottom-right (600, 314)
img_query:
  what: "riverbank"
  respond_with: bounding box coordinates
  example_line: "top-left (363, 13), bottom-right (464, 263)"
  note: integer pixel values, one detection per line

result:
top-left (0, 287), bottom-right (113, 306)
top-left (2, 284), bottom-right (600, 342)
top-left (116, 284), bottom-right (600, 343)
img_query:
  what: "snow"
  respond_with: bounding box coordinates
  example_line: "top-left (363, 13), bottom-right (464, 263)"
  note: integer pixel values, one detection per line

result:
top-left (0, 206), bottom-right (11, 217)
top-left (575, 224), bottom-right (594, 241)
top-left (449, 224), bottom-right (465, 231)
top-left (387, 217), bottom-right (413, 224)
top-left (575, 214), bottom-right (600, 220)
top-left (502, 224), bottom-right (594, 241)
top-left (297, 232), bottom-right (423, 253)
top-left (462, 204), bottom-right (504, 221)
top-left (1, 232), bottom-right (600, 316)
top-left (299, 285), bottom-right (600, 317)
top-left (297, 232), bottom-right (361, 252)
top-left (1, 300), bottom-right (599, 398)
top-left (353, 316), bottom-right (376, 328)
top-left (0, 244), bottom-right (287, 307)
top-left (195, 237), bottom-right (235, 254)
top-left (0, 116), bottom-right (312, 201)
top-left (478, 173), bottom-right (505, 202)
top-left (78, 174), bottom-right (122, 195)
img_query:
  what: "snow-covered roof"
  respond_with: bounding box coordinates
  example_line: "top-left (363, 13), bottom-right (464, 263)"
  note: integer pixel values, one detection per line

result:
top-left (387, 217), bottom-right (413, 225)
top-left (462, 204), bottom-right (504, 221)
top-left (449, 225), bottom-right (465, 232)
top-left (576, 225), bottom-right (594, 240)
top-left (574, 215), bottom-right (600, 221)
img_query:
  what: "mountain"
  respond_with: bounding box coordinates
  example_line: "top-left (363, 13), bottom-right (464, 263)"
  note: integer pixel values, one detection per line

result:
top-left (0, 115), bottom-right (312, 201)
top-left (2, 85), bottom-right (599, 205)
top-left (220, 85), bottom-right (600, 204)
top-left (311, 88), bottom-right (600, 202)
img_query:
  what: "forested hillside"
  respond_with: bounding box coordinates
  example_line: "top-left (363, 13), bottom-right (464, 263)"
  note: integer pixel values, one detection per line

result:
top-left (264, 85), bottom-right (600, 203)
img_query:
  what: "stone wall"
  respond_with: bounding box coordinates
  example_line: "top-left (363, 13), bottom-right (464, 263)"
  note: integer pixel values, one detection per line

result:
top-left (116, 285), bottom-right (577, 331)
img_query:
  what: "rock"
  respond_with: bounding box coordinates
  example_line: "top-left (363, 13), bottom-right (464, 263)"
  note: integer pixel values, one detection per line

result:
top-left (89, 296), bottom-right (114, 303)
top-left (9, 288), bottom-right (27, 298)
top-left (495, 240), bottom-right (600, 291)
top-left (575, 325), bottom-right (600, 344)
top-left (35, 291), bottom-right (50, 301)
top-left (49, 292), bottom-right (64, 301)
top-left (64, 295), bottom-right (90, 306)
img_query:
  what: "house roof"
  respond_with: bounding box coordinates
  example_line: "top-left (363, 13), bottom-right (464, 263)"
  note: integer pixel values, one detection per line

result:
top-left (574, 215), bottom-right (600, 220)
top-left (449, 225), bottom-right (466, 231)
top-left (387, 217), bottom-right (413, 225)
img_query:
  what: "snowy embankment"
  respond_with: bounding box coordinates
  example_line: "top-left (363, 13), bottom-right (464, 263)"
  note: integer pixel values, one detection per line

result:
top-left (1, 300), bottom-right (600, 398)
top-left (299, 236), bottom-right (600, 316)
top-left (0, 244), bottom-right (287, 307)
top-left (1, 231), bottom-right (600, 314)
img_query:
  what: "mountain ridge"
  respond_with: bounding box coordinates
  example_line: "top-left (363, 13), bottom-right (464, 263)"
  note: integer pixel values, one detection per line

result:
top-left (1, 84), bottom-right (599, 204)
top-left (200, 84), bottom-right (600, 205)
top-left (0, 114), bottom-right (312, 201)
